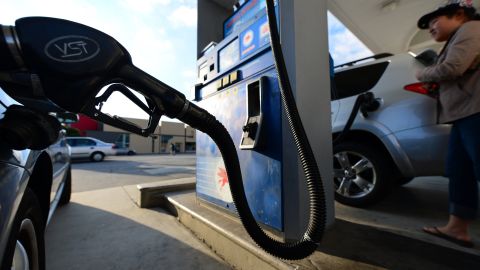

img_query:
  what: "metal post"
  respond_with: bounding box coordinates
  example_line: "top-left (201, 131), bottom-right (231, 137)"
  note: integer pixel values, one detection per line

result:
top-left (281, 0), bottom-right (334, 241)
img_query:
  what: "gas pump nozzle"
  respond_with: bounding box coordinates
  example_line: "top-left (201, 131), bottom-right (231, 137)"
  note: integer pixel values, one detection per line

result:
top-left (0, 17), bottom-right (210, 135)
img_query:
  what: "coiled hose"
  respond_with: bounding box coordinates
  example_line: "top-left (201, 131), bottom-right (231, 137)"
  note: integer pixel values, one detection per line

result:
top-left (265, 0), bottom-right (326, 255)
top-left (195, 114), bottom-right (324, 260)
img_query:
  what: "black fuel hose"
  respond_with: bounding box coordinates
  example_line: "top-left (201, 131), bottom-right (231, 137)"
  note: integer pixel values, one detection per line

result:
top-left (179, 1), bottom-right (326, 259)
top-left (185, 111), bottom-right (322, 260)
top-left (265, 0), bottom-right (326, 258)
top-left (333, 92), bottom-right (378, 145)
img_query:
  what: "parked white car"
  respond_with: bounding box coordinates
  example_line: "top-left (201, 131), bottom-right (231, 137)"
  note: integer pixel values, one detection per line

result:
top-left (66, 137), bottom-right (116, 162)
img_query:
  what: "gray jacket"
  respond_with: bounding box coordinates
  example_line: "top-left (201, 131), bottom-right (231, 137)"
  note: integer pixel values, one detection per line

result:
top-left (417, 20), bottom-right (480, 124)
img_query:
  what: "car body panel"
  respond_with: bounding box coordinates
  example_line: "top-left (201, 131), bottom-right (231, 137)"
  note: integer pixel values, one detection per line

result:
top-left (393, 125), bottom-right (450, 176)
top-left (331, 99), bottom-right (340, 125)
top-left (332, 97), bottom-right (394, 136)
top-left (0, 87), bottom-right (72, 267)
top-left (0, 162), bottom-right (29, 265)
top-left (380, 133), bottom-right (416, 177)
top-left (47, 138), bottom-right (71, 205)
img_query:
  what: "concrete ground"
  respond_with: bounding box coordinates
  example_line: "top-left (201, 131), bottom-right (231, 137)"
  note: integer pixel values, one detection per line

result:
top-left (45, 186), bottom-right (230, 270)
top-left (164, 185), bottom-right (480, 270)
top-left (45, 155), bottom-right (229, 270)
top-left (45, 154), bottom-right (480, 269)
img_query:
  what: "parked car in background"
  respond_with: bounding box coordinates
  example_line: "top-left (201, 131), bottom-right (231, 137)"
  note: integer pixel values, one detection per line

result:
top-left (114, 145), bottom-right (136, 156)
top-left (331, 50), bottom-right (450, 207)
top-left (66, 137), bottom-right (116, 162)
top-left (0, 88), bottom-right (73, 270)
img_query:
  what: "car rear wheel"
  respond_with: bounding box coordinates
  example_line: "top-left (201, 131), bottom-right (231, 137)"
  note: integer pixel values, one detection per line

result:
top-left (59, 167), bottom-right (72, 205)
top-left (333, 141), bottom-right (393, 207)
top-left (1, 188), bottom-right (45, 270)
top-left (90, 152), bottom-right (104, 162)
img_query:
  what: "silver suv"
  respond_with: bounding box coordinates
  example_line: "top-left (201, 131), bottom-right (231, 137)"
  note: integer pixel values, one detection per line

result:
top-left (331, 50), bottom-right (450, 207)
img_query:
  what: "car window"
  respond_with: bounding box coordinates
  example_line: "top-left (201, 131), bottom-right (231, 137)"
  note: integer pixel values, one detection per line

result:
top-left (66, 139), bottom-right (76, 146)
top-left (333, 62), bottom-right (389, 100)
top-left (76, 139), bottom-right (96, 146)
top-left (67, 138), bottom-right (96, 146)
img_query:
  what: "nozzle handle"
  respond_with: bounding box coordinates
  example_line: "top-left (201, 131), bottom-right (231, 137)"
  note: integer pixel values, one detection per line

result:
top-left (0, 25), bottom-right (24, 71)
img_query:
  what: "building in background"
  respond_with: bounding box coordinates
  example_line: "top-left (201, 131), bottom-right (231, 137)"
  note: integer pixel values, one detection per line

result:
top-left (70, 114), bottom-right (195, 154)
top-left (70, 114), bottom-right (102, 136)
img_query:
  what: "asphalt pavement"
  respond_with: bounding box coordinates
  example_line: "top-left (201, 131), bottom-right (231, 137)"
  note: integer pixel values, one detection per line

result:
top-left (45, 154), bottom-right (230, 270)
top-left (69, 154), bottom-right (196, 192)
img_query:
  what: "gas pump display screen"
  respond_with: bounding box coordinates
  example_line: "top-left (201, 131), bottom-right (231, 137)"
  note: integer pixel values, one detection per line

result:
top-left (224, 0), bottom-right (266, 37)
top-left (219, 39), bottom-right (240, 73)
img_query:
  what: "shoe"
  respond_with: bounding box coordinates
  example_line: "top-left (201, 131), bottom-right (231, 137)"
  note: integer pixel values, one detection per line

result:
top-left (422, 227), bottom-right (474, 248)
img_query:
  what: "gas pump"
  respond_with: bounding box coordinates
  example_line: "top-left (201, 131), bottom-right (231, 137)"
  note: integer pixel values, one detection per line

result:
top-left (0, 0), bottom-right (333, 260)
top-left (196, 0), bottom-right (334, 252)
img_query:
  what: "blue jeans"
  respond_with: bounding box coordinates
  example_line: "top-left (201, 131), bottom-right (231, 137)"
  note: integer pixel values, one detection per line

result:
top-left (446, 113), bottom-right (480, 220)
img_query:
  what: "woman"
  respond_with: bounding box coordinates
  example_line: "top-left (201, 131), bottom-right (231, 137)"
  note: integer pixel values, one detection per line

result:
top-left (416, 0), bottom-right (480, 248)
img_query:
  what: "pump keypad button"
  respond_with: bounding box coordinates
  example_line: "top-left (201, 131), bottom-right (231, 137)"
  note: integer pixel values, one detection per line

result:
top-left (229, 71), bottom-right (239, 84)
top-left (222, 76), bottom-right (230, 87)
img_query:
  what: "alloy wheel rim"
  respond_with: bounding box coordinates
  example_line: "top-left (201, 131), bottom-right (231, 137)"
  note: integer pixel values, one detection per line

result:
top-left (333, 151), bottom-right (376, 199)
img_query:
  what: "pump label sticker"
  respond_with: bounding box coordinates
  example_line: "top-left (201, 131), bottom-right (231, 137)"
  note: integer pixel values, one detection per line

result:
top-left (45, 35), bottom-right (100, 63)
top-left (243, 30), bottom-right (254, 47)
top-left (215, 161), bottom-right (233, 202)
top-left (240, 15), bottom-right (270, 59)
top-left (196, 156), bottom-right (233, 203)
top-left (260, 21), bottom-right (270, 39)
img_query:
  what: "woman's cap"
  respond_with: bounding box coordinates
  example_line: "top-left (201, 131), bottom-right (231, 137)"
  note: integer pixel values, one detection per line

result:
top-left (418, 0), bottom-right (476, 29)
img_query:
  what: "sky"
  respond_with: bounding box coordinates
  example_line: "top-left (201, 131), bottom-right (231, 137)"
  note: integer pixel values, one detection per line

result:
top-left (0, 0), bottom-right (371, 119)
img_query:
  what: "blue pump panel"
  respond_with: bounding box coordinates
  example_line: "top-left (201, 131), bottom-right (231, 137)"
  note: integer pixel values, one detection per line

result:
top-left (195, 4), bottom-right (283, 230)
top-left (196, 68), bottom-right (283, 230)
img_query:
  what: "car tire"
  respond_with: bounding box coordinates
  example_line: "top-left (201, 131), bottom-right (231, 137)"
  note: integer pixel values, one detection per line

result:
top-left (333, 141), bottom-right (393, 207)
top-left (127, 150), bottom-right (136, 156)
top-left (1, 188), bottom-right (46, 270)
top-left (90, 152), bottom-right (104, 162)
top-left (59, 167), bottom-right (72, 205)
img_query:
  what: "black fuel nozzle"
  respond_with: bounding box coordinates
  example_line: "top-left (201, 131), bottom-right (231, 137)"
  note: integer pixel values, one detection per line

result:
top-left (0, 17), bottom-right (208, 136)
top-left (359, 92), bottom-right (380, 117)
top-left (0, 25), bottom-right (25, 71)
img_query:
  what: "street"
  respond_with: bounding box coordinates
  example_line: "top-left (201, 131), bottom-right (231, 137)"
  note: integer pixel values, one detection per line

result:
top-left (70, 154), bottom-right (196, 192)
